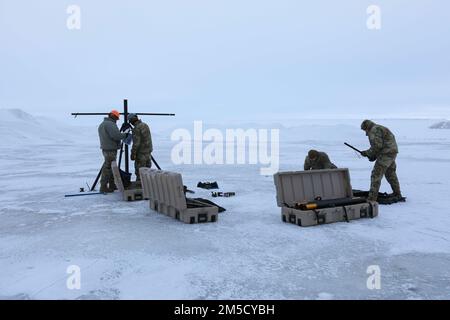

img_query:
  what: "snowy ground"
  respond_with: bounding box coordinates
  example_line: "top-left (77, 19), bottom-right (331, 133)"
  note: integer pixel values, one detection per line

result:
top-left (1, 109), bottom-right (450, 300)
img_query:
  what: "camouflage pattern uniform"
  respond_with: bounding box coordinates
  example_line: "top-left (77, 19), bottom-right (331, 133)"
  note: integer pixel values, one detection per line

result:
top-left (131, 120), bottom-right (153, 181)
top-left (101, 151), bottom-right (117, 191)
top-left (362, 120), bottom-right (401, 201)
top-left (304, 151), bottom-right (337, 170)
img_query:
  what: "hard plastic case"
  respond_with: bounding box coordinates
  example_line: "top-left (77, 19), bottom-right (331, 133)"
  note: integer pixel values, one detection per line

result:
top-left (111, 161), bottom-right (144, 201)
top-left (140, 168), bottom-right (219, 224)
top-left (274, 169), bottom-right (378, 227)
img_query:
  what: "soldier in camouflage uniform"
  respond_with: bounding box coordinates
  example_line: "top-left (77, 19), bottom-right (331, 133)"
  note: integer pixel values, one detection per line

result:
top-left (129, 114), bottom-right (153, 182)
top-left (98, 110), bottom-right (126, 193)
top-left (304, 150), bottom-right (337, 170)
top-left (360, 120), bottom-right (402, 201)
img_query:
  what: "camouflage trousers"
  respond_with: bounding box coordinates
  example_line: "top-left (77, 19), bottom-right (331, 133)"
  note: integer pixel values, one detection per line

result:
top-left (100, 150), bottom-right (117, 189)
top-left (369, 154), bottom-right (401, 200)
top-left (134, 154), bottom-right (151, 181)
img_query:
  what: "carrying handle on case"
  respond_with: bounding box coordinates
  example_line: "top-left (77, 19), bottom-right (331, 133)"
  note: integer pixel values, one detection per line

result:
top-left (342, 206), bottom-right (350, 223)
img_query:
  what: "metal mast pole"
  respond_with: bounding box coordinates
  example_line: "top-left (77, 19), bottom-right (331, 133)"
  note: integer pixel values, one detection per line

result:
top-left (124, 99), bottom-right (129, 174)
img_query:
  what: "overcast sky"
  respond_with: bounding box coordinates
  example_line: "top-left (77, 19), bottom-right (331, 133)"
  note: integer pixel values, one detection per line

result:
top-left (1, 0), bottom-right (449, 121)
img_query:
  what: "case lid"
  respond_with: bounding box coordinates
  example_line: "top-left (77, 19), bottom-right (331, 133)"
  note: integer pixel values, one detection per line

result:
top-left (273, 169), bottom-right (353, 207)
top-left (111, 161), bottom-right (125, 192)
top-left (140, 169), bottom-right (187, 210)
top-left (139, 167), bottom-right (157, 199)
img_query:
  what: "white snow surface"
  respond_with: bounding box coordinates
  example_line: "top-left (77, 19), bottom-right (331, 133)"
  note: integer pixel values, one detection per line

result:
top-left (1, 109), bottom-right (450, 300)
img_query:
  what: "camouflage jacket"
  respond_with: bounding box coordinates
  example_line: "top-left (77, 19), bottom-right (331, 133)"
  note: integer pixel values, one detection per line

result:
top-left (365, 123), bottom-right (398, 158)
top-left (131, 120), bottom-right (153, 158)
top-left (304, 152), bottom-right (337, 170)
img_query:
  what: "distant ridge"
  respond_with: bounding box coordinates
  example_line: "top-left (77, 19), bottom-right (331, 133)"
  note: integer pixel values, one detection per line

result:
top-left (3, 108), bottom-right (36, 122)
top-left (0, 108), bottom-right (88, 143)
top-left (430, 121), bottom-right (450, 129)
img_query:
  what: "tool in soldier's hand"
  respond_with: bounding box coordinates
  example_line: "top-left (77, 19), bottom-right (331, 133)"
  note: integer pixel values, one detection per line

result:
top-left (361, 151), bottom-right (376, 162)
top-left (344, 142), bottom-right (376, 162)
top-left (344, 142), bottom-right (364, 154)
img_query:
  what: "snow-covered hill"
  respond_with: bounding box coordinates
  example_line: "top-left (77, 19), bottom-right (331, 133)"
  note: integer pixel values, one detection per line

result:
top-left (430, 120), bottom-right (450, 129)
top-left (0, 108), bottom-right (92, 144)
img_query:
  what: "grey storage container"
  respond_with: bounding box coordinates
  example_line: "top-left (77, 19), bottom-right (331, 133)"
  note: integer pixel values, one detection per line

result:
top-left (274, 169), bottom-right (378, 227)
top-left (140, 168), bottom-right (218, 224)
top-left (111, 161), bottom-right (144, 201)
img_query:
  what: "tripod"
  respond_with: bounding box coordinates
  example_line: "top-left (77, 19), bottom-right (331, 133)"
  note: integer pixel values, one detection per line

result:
top-left (72, 99), bottom-right (174, 191)
top-left (91, 133), bottom-right (163, 191)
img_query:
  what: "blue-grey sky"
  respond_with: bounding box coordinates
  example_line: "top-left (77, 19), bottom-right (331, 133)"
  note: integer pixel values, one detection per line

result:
top-left (1, 0), bottom-right (449, 121)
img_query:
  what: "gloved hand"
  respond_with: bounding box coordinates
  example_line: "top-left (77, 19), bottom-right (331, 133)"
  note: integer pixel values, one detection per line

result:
top-left (131, 153), bottom-right (136, 161)
top-left (361, 151), bottom-right (377, 162)
top-left (120, 123), bottom-right (132, 132)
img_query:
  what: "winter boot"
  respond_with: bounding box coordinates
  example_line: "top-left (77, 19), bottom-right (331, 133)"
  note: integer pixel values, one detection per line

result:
top-left (390, 192), bottom-right (404, 202)
top-left (105, 182), bottom-right (116, 193)
top-left (100, 183), bottom-right (110, 193)
top-left (389, 184), bottom-right (404, 202)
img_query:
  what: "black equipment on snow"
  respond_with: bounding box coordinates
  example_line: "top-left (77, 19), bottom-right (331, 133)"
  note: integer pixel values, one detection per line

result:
top-left (352, 190), bottom-right (406, 205)
top-left (211, 192), bottom-right (235, 198)
top-left (186, 198), bottom-right (226, 213)
top-left (197, 181), bottom-right (219, 190)
top-left (65, 192), bottom-right (107, 197)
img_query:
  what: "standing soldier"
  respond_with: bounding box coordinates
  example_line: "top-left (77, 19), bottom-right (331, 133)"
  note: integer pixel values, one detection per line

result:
top-left (304, 150), bottom-right (338, 170)
top-left (128, 114), bottom-right (153, 183)
top-left (98, 110), bottom-right (126, 193)
top-left (360, 120), bottom-right (403, 202)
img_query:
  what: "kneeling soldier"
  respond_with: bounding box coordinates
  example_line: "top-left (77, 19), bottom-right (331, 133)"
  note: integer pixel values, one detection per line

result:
top-left (304, 150), bottom-right (337, 170)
